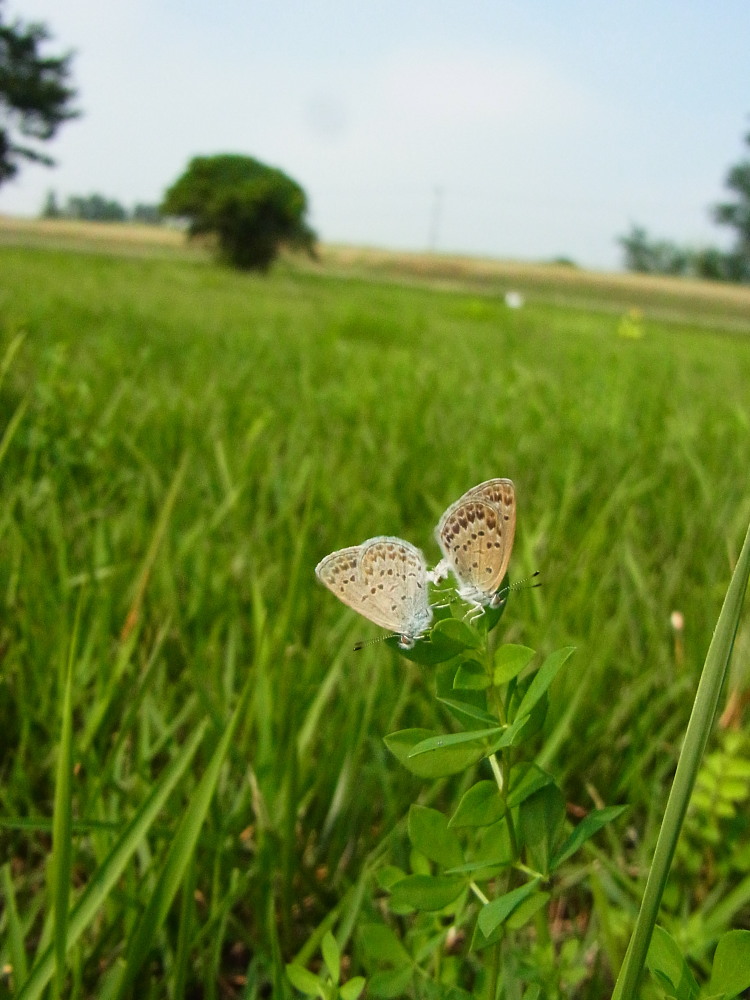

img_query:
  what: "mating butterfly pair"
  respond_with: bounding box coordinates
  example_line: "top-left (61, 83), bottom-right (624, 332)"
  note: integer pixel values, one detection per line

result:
top-left (315, 479), bottom-right (516, 649)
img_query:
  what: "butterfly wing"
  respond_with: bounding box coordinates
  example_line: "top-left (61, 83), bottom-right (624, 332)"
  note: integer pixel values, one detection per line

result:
top-left (316, 537), bottom-right (431, 638)
top-left (358, 536), bottom-right (432, 637)
top-left (315, 544), bottom-right (375, 616)
top-left (436, 479), bottom-right (515, 599)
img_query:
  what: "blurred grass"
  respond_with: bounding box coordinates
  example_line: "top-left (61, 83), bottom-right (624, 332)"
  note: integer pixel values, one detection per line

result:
top-left (0, 236), bottom-right (749, 996)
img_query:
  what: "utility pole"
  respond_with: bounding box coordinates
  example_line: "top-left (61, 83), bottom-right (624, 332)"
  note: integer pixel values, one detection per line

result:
top-left (428, 185), bottom-right (443, 253)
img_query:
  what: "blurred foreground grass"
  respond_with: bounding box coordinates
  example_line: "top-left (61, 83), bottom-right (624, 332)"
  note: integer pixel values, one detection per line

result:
top-left (1, 235), bottom-right (749, 996)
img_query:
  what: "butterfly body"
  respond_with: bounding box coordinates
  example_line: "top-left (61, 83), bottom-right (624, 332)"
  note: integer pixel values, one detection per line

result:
top-left (435, 478), bottom-right (516, 613)
top-left (315, 536), bottom-right (432, 648)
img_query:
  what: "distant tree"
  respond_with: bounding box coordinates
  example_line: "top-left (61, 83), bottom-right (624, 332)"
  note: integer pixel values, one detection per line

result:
top-left (712, 125), bottom-right (750, 282)
top-left (40, 188), bottom-right (60, 217)
top-left (66, 193), bottom-right (127, 222)
top-left (132, 202), bottom-right (162, 225)
top-left (618, 225), bottom-right (691, 276)
top-left (0, 1), bottom-right (78, 184)
top-left (161, 154), bottom-right (317, 271)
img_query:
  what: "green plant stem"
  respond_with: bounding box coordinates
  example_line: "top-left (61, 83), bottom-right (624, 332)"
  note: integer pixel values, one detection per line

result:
top-left (487, 941), bottom-right (501, 1000)
top-left (470, 881), bottom-right (490, 905)
top-left (613, 516), bottom-right (750, 999)
top-left (489, 753), bottom-right (504, 793)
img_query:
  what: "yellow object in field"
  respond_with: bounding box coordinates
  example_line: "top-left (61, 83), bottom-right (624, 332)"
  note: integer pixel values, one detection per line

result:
top-left (618, 307), bottom-right (645, 339)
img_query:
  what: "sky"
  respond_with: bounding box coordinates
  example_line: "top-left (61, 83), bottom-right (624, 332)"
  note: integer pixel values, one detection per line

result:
top-left (2, 1), bottom-right (749, 271)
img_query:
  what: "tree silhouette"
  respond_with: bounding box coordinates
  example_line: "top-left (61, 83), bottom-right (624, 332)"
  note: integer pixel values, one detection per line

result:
top-left (0, 1), bottom-right (78, 184)
top-left (162, 154), bottom-right (316, 272)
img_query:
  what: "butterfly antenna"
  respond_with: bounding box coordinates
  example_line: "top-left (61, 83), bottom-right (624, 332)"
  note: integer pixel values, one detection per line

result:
top-left (353, 634), bottom-right (392, 652)
top-left (500, 570), bottom-right (541, 597)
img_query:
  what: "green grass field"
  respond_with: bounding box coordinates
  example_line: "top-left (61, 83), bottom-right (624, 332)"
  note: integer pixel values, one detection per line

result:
top-left (1, 224), bottom-right (750, 998)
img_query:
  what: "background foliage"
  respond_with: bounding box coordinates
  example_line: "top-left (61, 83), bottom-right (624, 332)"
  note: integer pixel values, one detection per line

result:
top-left (161, 154), bottom-right (316, 271)
top-left (0, 0), bottom-right (78, 183)
top-left (0, 230), bottom-right (749, 996)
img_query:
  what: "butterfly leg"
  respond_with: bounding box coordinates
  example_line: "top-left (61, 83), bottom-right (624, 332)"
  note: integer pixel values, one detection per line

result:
top-left (464, 601), bottom-right (486, 625)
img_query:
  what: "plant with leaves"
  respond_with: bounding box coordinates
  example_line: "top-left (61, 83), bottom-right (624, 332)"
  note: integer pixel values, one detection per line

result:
top-left (0, 1), bottom-right (78, 184)
top-left (287, 931), bottom-right (366, 1000)
top-left (289, 584), bottom-right (626, 999)
top-left (161, 153), bottom-right (317, 272)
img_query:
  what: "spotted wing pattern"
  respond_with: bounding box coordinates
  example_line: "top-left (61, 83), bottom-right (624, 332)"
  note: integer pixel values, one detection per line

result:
top-left (436, 479), bottom-right (516, 605)
top-left (316, 536), bottom-right (432, 645)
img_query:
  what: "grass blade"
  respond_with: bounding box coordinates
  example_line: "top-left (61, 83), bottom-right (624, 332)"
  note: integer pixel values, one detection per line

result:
top-left (0, 397), bottom-right (28, 468)
top-left (16, 724), bottom-right (206, 1000)
top-left (49, 602), bottom-right (80, 999)
top-left (2, 862), bottom-right (29, 987)
top-left (613, 516), bottom-right (750, 999)
top-left (120, 452), bottom-right (189, 640)
top-left (114, 668), bottom-right (255, 999)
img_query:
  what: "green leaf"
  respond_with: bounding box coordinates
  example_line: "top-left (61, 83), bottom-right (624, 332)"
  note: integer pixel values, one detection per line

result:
top-left (286, 963), bottom-right (325, 997)
top-left (449, 780), bottom-right (505, 828)
top-left (494, 645), bottom-right (536, 685)
top-left (471, 917), bottom-right (505, 951)
top-left (475, 819), bottom-right (514, 865)
top-left (408, 805), bottom-right (464, 868)
top-left (340, 977), bottom-right (366, 1000)
top-left (367, 966), bottom-right (414, 999)
top-left (477, 879), bottom-right (541, 938)
top-left (646, 926), bottom-right (699, 1000)
top-left (454, 659), bottom-right (490, 690)
top-left (358, 924), bottom-right (412, 966)
top-left (409, 727), bottom-right (501, 757)
top-left (485, 713), bottom-right (532, 753)
top-left (433, 617), bottom-right (481, 649)
top-left (376, 866), bottom-right (406, 890)
top-left (506, 891), bottom-right (550, 930)
top-left (437, 697), bottom-right (498, 727)
top-left (709, 930), bottom-right (750, 997)
top-left (614, 517), bottom-right (750, 1000)
top-left (551, 805), bottom-right (627, 868)
top-left (445, 860), bottom-right (507, 879)
top-left (322, 931), bottom-right (340, 985)
top-left (513, 647), bottom-right (575, 721)
top-left (391, 618), bottom-right (472, 665)
top-left (389, 874), bottom-right (465, 912)
top-left (384, 728), bottom-right (487, 777)
top-left (519, 784), bottom-right (565, 876)
top-left (506, 764), bottom-right (555, 809)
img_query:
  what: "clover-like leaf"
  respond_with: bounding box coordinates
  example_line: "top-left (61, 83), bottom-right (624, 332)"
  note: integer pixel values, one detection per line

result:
top-left (449, 780), bottom-right (505, 828)
top-left (385, 729), bottom-right (487, 778)
top-left (408, 805), bottom-right (464, 868)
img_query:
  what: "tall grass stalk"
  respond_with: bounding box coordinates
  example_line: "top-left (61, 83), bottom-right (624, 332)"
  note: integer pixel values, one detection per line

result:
top-left (49, 598), bottom-right (81, 998)
top-left (613, 516), bottom-right (750, 998)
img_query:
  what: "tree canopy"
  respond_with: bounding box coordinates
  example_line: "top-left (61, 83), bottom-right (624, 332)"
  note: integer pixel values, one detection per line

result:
top-left (619, 120), bottom-right (750, 284)
top-left (713, 126), bottom-right (750, 282)
top-left (161, 154), bottom-right (316, 272)
top-left (0, 1), bottom-right (78, 184)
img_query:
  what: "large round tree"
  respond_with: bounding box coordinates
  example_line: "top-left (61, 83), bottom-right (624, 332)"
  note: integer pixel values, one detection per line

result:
top-left (161, 154), bottom-right (317, 272)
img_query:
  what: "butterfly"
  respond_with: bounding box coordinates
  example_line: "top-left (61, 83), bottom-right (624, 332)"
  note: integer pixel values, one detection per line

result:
top-left (434, 478), bottom-right (516, 615)
top-left (315, 536), bottom-right (433, 648)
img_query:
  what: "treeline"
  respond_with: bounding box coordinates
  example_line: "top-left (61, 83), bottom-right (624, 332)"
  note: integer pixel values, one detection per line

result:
top-left (40, 191), bottom-right (162, 225)
top-left (618, 225), bottom-right (750, 283)
top-left (619, 124), bottom-right (750, 283)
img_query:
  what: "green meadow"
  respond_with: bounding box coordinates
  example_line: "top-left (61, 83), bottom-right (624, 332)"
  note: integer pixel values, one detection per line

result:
top-left (1, 229), bottom-right (750, 997)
